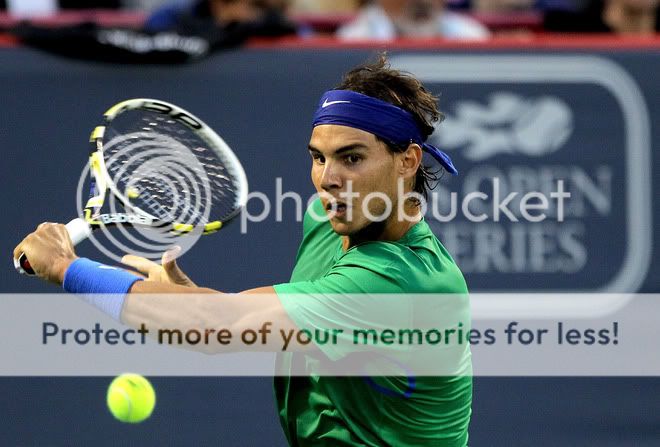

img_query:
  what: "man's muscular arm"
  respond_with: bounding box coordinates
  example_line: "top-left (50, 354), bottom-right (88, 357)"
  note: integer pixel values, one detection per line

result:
top-left (14, 223), bottom-right (306, 353)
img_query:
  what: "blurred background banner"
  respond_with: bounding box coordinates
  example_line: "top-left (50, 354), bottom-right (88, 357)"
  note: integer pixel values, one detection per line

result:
top-left (0, 45), bottom-right (657, 294)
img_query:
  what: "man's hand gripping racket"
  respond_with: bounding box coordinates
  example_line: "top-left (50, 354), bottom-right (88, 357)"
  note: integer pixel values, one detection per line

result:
top-left (14, 99), bottom-right (248, 278)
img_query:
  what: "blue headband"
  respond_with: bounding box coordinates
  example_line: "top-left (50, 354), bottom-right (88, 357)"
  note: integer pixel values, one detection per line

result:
top-left (312, 90), bottom-right (457, 175)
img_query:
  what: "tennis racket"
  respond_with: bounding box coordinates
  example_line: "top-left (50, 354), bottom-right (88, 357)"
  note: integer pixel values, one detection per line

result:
top-left (15, 98), bottom-right (248, 275)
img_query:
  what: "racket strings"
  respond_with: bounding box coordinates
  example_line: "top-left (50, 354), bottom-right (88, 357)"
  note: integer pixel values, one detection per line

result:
top-left (102, 111), bottom-right (241, 226)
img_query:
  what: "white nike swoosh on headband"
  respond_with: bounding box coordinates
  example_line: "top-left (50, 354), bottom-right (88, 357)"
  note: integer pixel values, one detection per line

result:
top-left (322, 99), bottom-right (351, 108)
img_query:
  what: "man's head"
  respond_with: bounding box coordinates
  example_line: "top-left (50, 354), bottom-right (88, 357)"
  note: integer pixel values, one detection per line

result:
top-left (308, 55), bottom-right (452, 238)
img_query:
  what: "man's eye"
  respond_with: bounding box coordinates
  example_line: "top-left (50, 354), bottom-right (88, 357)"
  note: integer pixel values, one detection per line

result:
top-left (311, 153), bottom-right (325, 164)
top-left (345, 154), bottom-right (361, 164)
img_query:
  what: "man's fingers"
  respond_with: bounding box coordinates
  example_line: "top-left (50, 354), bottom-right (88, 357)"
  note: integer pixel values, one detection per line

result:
top-left (14, 223), bottom-right (45, 258)
top-left (161, 246), bottom-right (195, 286)
top-left (37, 222), bottom-right (61, 233)
top-left (13, 232), bottom-right (35, 259)
top-left (53, 223), bottom-right (69, 237)
top-left (120, 254), bottom-right (159, 274)
top-left (162, 257), bottom-right (181, 275)
top-left (162, 255), bottom-right (184, 278)
top-left (13, 235), bottom-right (26, 259)
top-left (15, 221), bottom-right (71, 256)
top-left (121, 248), bottom-right (193, 285)
top-left (162, 245), bottom-right (181, 265)
top-left (13, 240), bottom-right (24, 260)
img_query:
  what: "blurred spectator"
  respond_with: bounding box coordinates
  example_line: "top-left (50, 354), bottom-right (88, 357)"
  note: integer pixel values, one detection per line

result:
top-left (290, 0), bottom-right (358, 14)
top-left (539, 0), bottom-right (588, 9)
top-left (144, 0), bottom-right (297, 35)
top-left (472, 0), bottom-right (535, 12)
top-left (0, 0), bottom-right (121, 15)
top-left (337, 0), bottom-right (490, 39)
top-left (5, 0), bottom-right (298, 64)
top-left (544, 0), bottom-right (659, 33)
top-left (446, 0), bottom-right (587, 11)
top-left (121, 0), bottom-right (171, 10)
top-left (59, 0), bottom-right (122, 7)
top-left (1, 0), bottom-right (58, 16)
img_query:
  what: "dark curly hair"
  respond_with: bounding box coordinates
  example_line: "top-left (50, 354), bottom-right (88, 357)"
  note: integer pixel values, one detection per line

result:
top-left (336, 53), bottom-right (445, 200)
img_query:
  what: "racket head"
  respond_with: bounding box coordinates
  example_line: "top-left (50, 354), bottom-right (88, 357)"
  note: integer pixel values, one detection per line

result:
top-left (82, 98), bottom-right (248, 236)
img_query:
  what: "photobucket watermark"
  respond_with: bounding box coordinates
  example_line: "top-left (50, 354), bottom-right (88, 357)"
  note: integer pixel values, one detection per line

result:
top-left (240, 177), bottom-right (570, 233)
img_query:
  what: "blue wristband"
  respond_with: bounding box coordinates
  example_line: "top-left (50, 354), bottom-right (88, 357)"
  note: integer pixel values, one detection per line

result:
top-left (63, 258), bottom-right (143, 321)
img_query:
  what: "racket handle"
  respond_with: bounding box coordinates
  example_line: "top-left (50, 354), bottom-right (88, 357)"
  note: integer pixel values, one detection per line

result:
top-left (65, 218), bottom-right (93, 245)
top-left (14, 218), bottom-right (92, 276)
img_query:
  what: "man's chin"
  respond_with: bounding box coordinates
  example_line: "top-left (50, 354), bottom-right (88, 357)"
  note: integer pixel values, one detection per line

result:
top-left (329, 221), bottom-right (352, 236)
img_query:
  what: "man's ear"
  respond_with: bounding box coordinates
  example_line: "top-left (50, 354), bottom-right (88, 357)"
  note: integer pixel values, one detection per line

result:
top-left (399, 143), bottom-right (422, 179)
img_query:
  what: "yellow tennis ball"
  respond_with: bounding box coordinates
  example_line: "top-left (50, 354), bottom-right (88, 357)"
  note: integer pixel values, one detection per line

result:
top-left (106, 373), bottom-right (156, 423)
top-left (126, 187), bottom-right (140, 199)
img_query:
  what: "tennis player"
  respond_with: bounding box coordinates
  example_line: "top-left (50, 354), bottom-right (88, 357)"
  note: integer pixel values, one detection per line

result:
top-left (14, 55), bottom-right (471, 446)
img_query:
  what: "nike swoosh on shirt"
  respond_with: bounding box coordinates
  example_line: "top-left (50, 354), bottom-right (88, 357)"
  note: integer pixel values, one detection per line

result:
top-left (322, 99), bottom-right (351, 108)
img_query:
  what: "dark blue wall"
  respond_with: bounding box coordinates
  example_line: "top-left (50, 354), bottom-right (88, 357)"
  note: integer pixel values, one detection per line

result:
top-left (1, 46), bottom-right (658, 446)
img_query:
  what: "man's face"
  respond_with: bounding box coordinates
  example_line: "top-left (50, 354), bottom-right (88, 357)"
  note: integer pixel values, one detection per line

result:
top-left (308, 125), bottom-right (402, 236)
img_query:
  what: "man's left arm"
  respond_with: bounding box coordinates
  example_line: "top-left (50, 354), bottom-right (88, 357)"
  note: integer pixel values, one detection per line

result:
top-left (13, 222), bottom-right (306, 354)
top-left (122, 282), bottom-right (298, 353)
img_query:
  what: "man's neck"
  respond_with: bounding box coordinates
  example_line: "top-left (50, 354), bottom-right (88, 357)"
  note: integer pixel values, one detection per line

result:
top-left (604, 1), bottom-right (657, 34)
top-left (343, 202), bottom-right (422, 250)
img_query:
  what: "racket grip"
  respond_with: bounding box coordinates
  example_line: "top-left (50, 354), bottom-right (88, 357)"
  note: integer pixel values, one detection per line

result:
top-left (14, 218), bottom-right (92, 276)
top-left (65, 218), bottom-right (92, 246)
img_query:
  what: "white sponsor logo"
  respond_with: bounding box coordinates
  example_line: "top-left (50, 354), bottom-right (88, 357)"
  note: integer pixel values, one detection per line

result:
top-left (391, 55), bottom-right (652, 293)
top-left (322, 99), bottom-right (351, 108)
top-left (432, 92), bottom-right (573, 161)
top-left (97, 213), bottom-right (153, 225)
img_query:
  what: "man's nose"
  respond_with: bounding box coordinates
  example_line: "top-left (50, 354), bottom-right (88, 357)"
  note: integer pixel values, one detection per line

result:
top-left (320, 161), bottom-right (343, 191)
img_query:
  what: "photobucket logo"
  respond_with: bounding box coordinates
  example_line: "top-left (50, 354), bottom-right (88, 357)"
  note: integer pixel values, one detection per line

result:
top-left (75, 132), bottom-right (212, 263)
top-left (240, 177), bottom-right (571, 233)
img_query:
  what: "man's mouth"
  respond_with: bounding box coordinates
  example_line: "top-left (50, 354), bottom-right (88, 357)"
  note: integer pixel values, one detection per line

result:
top-left (326, 201), bottom-right (348, 216)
